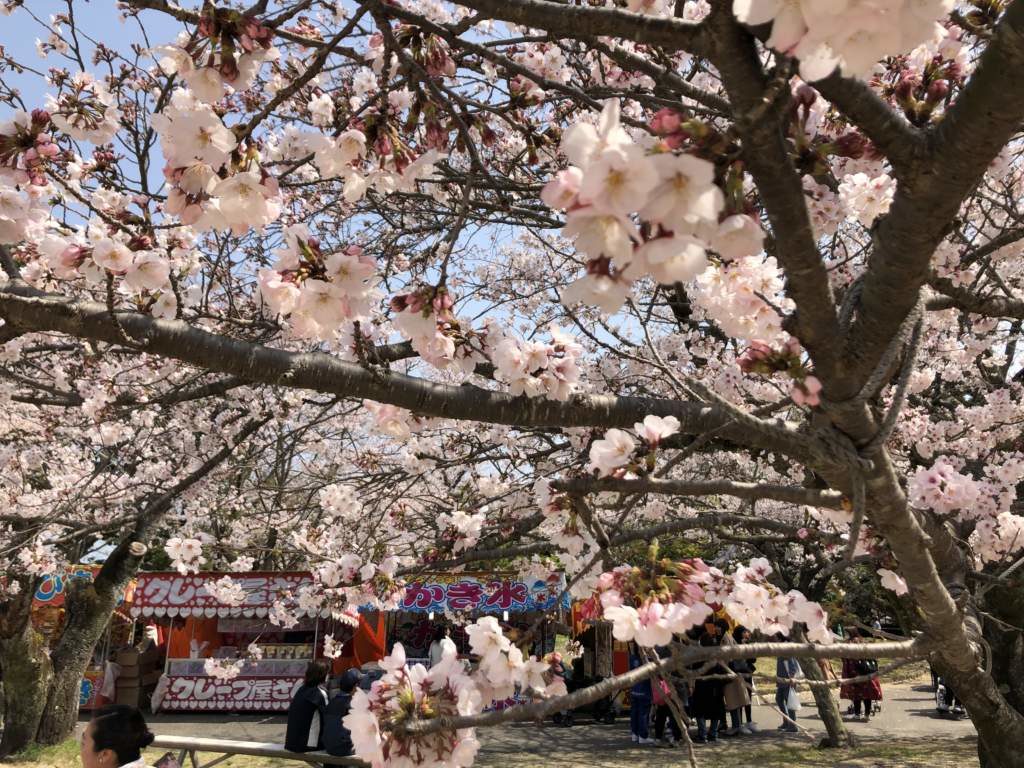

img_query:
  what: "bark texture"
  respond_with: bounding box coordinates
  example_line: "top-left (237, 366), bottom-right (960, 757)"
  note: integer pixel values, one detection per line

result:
top-left (0, 582), bottom-right (52, 758)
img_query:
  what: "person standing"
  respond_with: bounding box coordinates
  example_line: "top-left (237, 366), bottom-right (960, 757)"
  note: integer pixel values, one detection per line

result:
top-left (628, 643), bottom-right (655, 745)
top-left (716, 619), bottom-right (751, 737)
top-left (776, 655), bottom-right (800, 732)
top-left (428, 625), bottom-right (450, 667)
top-left (732, 626), bottom-right (758, 733)
top-left (690, 623), bottom-right (727, 743)
top-left (285, 661), bottom-right (329, 752)
top-left (840, 628), bottom-right (882, 721)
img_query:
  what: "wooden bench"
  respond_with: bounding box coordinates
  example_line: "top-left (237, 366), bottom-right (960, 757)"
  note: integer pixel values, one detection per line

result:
top-left (151, 735), bottom-right (367, 768)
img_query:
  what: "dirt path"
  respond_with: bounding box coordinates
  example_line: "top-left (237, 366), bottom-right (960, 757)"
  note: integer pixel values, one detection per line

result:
top-left (127, 682), bottom-right (976, 766)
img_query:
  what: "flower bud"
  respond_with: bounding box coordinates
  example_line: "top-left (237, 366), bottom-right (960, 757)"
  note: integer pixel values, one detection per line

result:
top-left (926, 79), bottom-right (950, 103)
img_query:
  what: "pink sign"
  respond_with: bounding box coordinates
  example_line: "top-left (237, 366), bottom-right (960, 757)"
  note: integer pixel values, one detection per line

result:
top-left (159, 674), bottom-right (303, 711)
top-left (130, 572), bottom-right (315, 618)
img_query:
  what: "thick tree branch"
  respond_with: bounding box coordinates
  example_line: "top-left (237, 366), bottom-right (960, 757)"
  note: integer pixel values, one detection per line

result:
top-left (0, 285), bottom-right (817, 460)
top-left (841, 1), bottom-right (1024, 398)
top-left (449, 0), bottom-right (708, 56)
top-left (553, 477), bottom-right (845, 508)
top-left (926, 279), bottom-right (1024, 319)
top-left (814, 73), bottom-right (924, 172)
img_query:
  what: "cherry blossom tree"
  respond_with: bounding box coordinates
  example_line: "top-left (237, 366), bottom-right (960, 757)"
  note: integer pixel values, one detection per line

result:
top-left (1, 0), bottom-right (1024, 765)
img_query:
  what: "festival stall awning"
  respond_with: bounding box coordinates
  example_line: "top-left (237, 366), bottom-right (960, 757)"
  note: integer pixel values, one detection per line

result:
top-left (131, 571), bottom-right (571, 619)
top-left (398, 573), bottom-right (570, 614)
top-left (129, 572), bottom-right (321, 618)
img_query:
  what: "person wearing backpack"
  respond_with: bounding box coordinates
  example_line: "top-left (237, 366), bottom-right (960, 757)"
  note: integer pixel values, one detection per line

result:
top-left (839, 628), bottom-right (883, 721)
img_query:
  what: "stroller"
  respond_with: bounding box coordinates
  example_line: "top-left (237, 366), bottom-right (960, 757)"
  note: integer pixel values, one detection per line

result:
top-left (935, 676), bottom-right (966, 718)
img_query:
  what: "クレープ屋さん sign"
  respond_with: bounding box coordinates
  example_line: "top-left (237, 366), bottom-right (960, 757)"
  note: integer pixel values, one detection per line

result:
top-left (160, 675), bottom-right (302, 711)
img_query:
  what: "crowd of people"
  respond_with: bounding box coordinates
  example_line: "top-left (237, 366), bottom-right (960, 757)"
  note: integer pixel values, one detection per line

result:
top-left (68, 619), bottom-right (927, 766)
top-left (625, 620), bottom-right (888, 747)
top-left (627, 618), bottom-right (760, 746)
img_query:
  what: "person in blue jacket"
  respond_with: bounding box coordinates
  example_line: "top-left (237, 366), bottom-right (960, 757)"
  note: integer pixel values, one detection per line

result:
top-left (628, 642), bottom-right (654, 745)
top-left (322, 668), bottom-right (362, 756)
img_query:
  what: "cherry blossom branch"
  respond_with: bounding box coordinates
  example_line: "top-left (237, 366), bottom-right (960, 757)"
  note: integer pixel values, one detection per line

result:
top-left (236, 11), bottom-right (368, 142)
top-left (0, 286), bottom-right (820, 460)
top-left (448, 0), bottom-right (709, 57)
top-left (704, 7), bottom-right (842, 383)
top-left (553, 477), bottom-right (845, 509)
top-left (396, 639), bottom-right (926, 736)
top-left (123, 0), bottom-right (361, 56)
top-left (813, 72), bottom-right (924, 173)
top-left (410, 513), bottom-right (843, 572)
top-left (926, 279), bottom-right (1024, 320)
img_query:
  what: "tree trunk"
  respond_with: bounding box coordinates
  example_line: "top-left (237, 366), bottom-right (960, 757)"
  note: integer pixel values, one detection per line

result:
top-left (0, 582), bottom-right (52, 757)
top-left (792, 624), bottom-right (853, 748)
top-left (797, 655), bottom-right (853, 748)
top-left (35, 569), bottom-right (126, 744)
top-left (976, 582), bottom-right (1024, 768)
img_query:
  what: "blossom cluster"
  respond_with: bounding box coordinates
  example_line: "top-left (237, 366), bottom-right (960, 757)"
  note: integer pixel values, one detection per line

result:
top-left (587, 415), bottom-right (681, 477)
top-left (154, 89), bottom-right (281, 235)
top-left (390, 286), bottom-right (487, 373)
top-left (152, 9), bottom-right (277, 106)
top-left (586, 555), bottom-right (833, 646)
top-left (257, 225), bottom-right (377, 340)
top-left (343, 619), bottom-right (566, 768)
top-left (489, 325), bottom-right (582, 402)
top-left (733, 0), bottom-right (956, 81)
top-left (165, 536), bottom-right (206, 574)
top-left (437, 508), bottom-right (486, 553)
top-left (45, 72), bottom-right (120, 145)
top-left (542, 100), bottom-right (765, 318)
top-left (737, 339), bottom-right (823, 406)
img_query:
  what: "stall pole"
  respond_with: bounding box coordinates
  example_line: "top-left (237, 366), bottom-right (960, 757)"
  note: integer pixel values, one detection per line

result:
top-left (313, 615), bottom-right (320, 661)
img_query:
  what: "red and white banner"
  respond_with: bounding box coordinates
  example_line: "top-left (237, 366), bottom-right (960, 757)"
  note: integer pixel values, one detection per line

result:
top-left (130, 572), bottom-right (320, 618)
top-left (159, 674), bottom-right (303, 711)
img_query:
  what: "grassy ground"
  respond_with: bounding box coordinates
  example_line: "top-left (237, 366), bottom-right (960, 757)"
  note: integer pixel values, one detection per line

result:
top-left (4, 734), bottom-right (980, 768)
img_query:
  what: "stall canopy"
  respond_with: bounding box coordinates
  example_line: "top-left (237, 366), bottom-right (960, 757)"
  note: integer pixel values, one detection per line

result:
top-left (130, 572), bottom-right (322, 618)
top-left (131, 571), bottom-right (571, 618)
top-left (399, 572), bottom-right (570, 614)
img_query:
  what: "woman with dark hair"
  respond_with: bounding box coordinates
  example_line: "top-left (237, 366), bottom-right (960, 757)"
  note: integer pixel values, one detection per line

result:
top-left (285, 661), bottom-right (329, 752)
top-left (689, 623), bottom-right (727, 743)
top-left (80, 705), bottom-right (155, 768)
top-left (720, 621), bottom-right (752, 737)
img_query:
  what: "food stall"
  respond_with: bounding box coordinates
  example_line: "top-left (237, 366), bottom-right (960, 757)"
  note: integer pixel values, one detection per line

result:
top-left (130, 571), bottom-right (343, 712)
top-left (32, 565), bottom-right (136, 710)
top-left (130, 570), bottom-right (570, 712)
top-left (388, 572), bottom-right (570, 661)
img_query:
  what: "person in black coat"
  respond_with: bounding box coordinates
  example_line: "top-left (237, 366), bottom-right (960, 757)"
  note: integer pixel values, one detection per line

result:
top-left (322, 668), bottom-right (362, 756)
top-left (689, 626), bottom-right (727, 743)
top-left (285, 662), bottom-right (329, 752)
